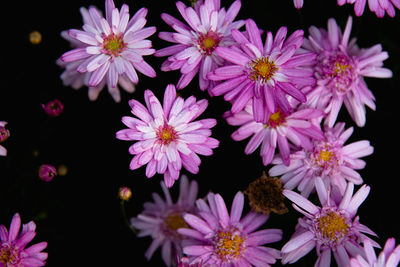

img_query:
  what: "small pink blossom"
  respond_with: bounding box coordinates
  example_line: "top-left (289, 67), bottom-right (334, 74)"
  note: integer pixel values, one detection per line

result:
top-left (281, 178), bottom-right (378, 266)
top-left (38, 164), bottom-right (57, 182)
top-left (224, 101), bottom-right (324, 166)
top-left (41, 99), bottom-right (64, 117)
top-left (302, 16), bottom-right (392, 127)
top-left (207, 19), bottom-right (316, 123)
top-left (131, 175), bottom-right (199, 266)
top-left (60, 0), bottom-right (156, 102)
top-left (0, 213), bottom-right (48, 266)
top-left (269, 122), bottom-right (374, 196)
top-left (155, 0), bottom-right (244, 92)
top-left (116, 84), bottom-right (219, 188)
top-left (179, 191), bottom-right (282, 266)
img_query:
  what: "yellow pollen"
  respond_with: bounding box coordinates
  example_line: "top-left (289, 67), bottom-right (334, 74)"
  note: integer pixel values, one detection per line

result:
top-left (103, 34), bottom-right (125, 56)
top-left (164, 213), bottom-right (188, 231)
top-left (215, 231), bottom-right (244, 259)
top-left (318, 150), bottom-right (332, 162)
top-left (0, 246), bottom-right (17, 264)
top-left (317, 211), bottom-right (349, 242)
top-left (265, 110), bottom-right (286, 128)
top-left (333, 62), bottom-right (351, 76)
top-left (251, 57), bottom-right (277, 82)
top-left (202, 37), bottom-right (215, 49)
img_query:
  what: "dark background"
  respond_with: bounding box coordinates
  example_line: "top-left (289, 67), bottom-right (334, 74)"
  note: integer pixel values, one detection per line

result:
top-left (1, 0), bottom-right (399, 266)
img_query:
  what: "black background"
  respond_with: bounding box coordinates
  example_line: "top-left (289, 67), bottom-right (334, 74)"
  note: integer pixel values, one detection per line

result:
top-left (1, 0), bottom-right (400, 266)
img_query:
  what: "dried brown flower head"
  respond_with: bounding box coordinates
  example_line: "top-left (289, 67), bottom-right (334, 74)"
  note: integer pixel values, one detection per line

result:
top-left (244, 171), bottom-right (288, 215)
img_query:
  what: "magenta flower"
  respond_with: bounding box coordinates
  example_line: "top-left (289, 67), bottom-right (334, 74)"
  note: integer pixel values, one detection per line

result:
top-left (155, 0), bottom-right (244, 92)
top-left (269, 122), bottom-right (374, 196)
top-left (38, 164), bottom-right (57, 182)
top-left (281, 178), bottom-right (378, 266)
top-left (41, 99), bottom-right (64, 117)
top-left (302, 16), bottom-right (392, 127)
top-left (350, 237), bottom-right (400, 267)
top-left (0, 121), bottom-right (10, 157)
top-left (130, 175), bottom-right (199, 266)
top-left (116, 84), bottom-right (219, 188)
top-left (338, 0), bottom-right (400, 18)
top-left (207, 18), bottom-right (316, 123)
top-left (179, 191), bottom-right (282, 266)
top-left (60, 0), bottom-right (156, 102)
top-left (0, 213), bottom-right (47, 266)
top-left (224, 101), bottom-right (324, 166)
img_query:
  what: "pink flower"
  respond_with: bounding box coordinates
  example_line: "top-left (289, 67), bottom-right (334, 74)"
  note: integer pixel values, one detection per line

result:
top-left (0, 121), bottom-right (10, 157)
top-left (350, 237), bottom-right (400, 267)
top-left (116, 84), bottom-right (219, 188)
top-left (177, 256), bottom-right (202, 267)
top-left (293, 0), bottom-right (304, 9)
top-left (302, 16), bottom-right (392, 127)
top-left (155, 0), bottom-right (244, 92)
top-left (337, 0), bottom-right (400, 18)
top-left (41, 99), bottom-right (64, 117)
top-left (179, 191), bottom-right (282, 266)
top-left (269, 122), bottom-right (374, 196)
top-left (207, 19), bottom-right (316, 123)
top-left (60, 0), bottom-right (156, 102)
top-left (224, 101), bottom-right (324, 166)
top-left (0, 213), bottom-right (48, 266)
top-left (281, 178), bottom-right (378, 267)
top-left (38, 164), bottom-right (57, 182)
top-left (130, 175), bottom-right (199, 266)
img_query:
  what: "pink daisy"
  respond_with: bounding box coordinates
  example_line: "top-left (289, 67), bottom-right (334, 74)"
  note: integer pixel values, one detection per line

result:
top-left (338, 0), bottom-right (400, 18)
top-left (0, 213), bottom-right (48, 266)
top-left (224, 100), bottom-right (324, 166)
top-left (154, 0), bottom-right (244, 92)
top-left (207, 18), bottom-right (316, 123)
top-left (179, 191), bottom-right (282, 266)
top-left (60, 0), bottom-right (156, 102)
top-left (281, 178), bottom-right (379, 266)
top-left (130, 175), bottom-right (199, 266)
top-left (302, 16), bottom-right (392, 127)
top-left (0, 121), bottom-right (10, 157)
top-left (38, 164), bottom-right (57, 182)
top-left (115, 84), bottom-right (219, 188)
top-left (57, 6), bottom-right (136, 102)
top-left (350, 237), bottom-right (400, 267)
top-left (269, 122), bottom-right (374, 196)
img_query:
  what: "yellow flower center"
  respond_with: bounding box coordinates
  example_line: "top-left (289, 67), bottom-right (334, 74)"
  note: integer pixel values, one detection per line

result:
top-left (318, 150), bottom-right (332, 162)
top-left (0, 245), bottom-right (19, 264)
top-left (157, 124), bottom-right (177, 145)
top-left (250, 57), bottom-right (277, 82)
top-left (265, 110), bottom-right (286, 128)
top-left (333, 62), bottom-right (352, 76)
top-left (102, 33), bottom-right (125, 57)
top-left (164, 212), bottom-right (189, 231)
top-left (317, 211), bottom-right (349, 242)
top-left (214, 230), bottom-right (245, 260)
top-left (198, 31), bottom-right (221, 55)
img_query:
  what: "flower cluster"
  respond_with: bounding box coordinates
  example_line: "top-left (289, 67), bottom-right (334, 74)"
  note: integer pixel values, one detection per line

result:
top-left (2, 0), bottom-right (398, 266)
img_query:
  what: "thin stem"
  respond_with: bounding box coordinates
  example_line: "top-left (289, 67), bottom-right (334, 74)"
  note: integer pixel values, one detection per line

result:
top-left (120, 200), bottom-right (137, 235)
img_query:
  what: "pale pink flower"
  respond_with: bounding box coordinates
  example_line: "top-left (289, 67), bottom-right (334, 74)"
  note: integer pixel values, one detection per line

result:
top-left (224, 100), bottom-right (324, 166)
top-left (269, 122), bottom-right (374, 196)
top-left (130, 175), bottom-right (199, 266)
top-left (116, 84), bottom-right (219, 188)
top-left (350, 237), bottom-right (400, 267)
top-left (0, 121), bottom-right (10, 157)
top-left (293, 0), bottom-right (304, 9)
top-left (302, 16), bottom-right (392, 127)
top-left (0, 213), bottom-right (47, 266)
top-left (155, 0), bottom-right (244, 92)
top-left (60, 0), bottom-right (156, 102)
top-left (281, 178), bottom-right (379, 267)
top-left (338, 0), bottom-right (400, 18)
top-left (179, 191), bottom-right (282, 266)
top-left (207, 19), bottom-right (316, 123)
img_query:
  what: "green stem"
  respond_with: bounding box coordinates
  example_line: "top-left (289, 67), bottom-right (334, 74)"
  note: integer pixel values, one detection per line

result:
top-left (120, 200), bottom-right (137, 235)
